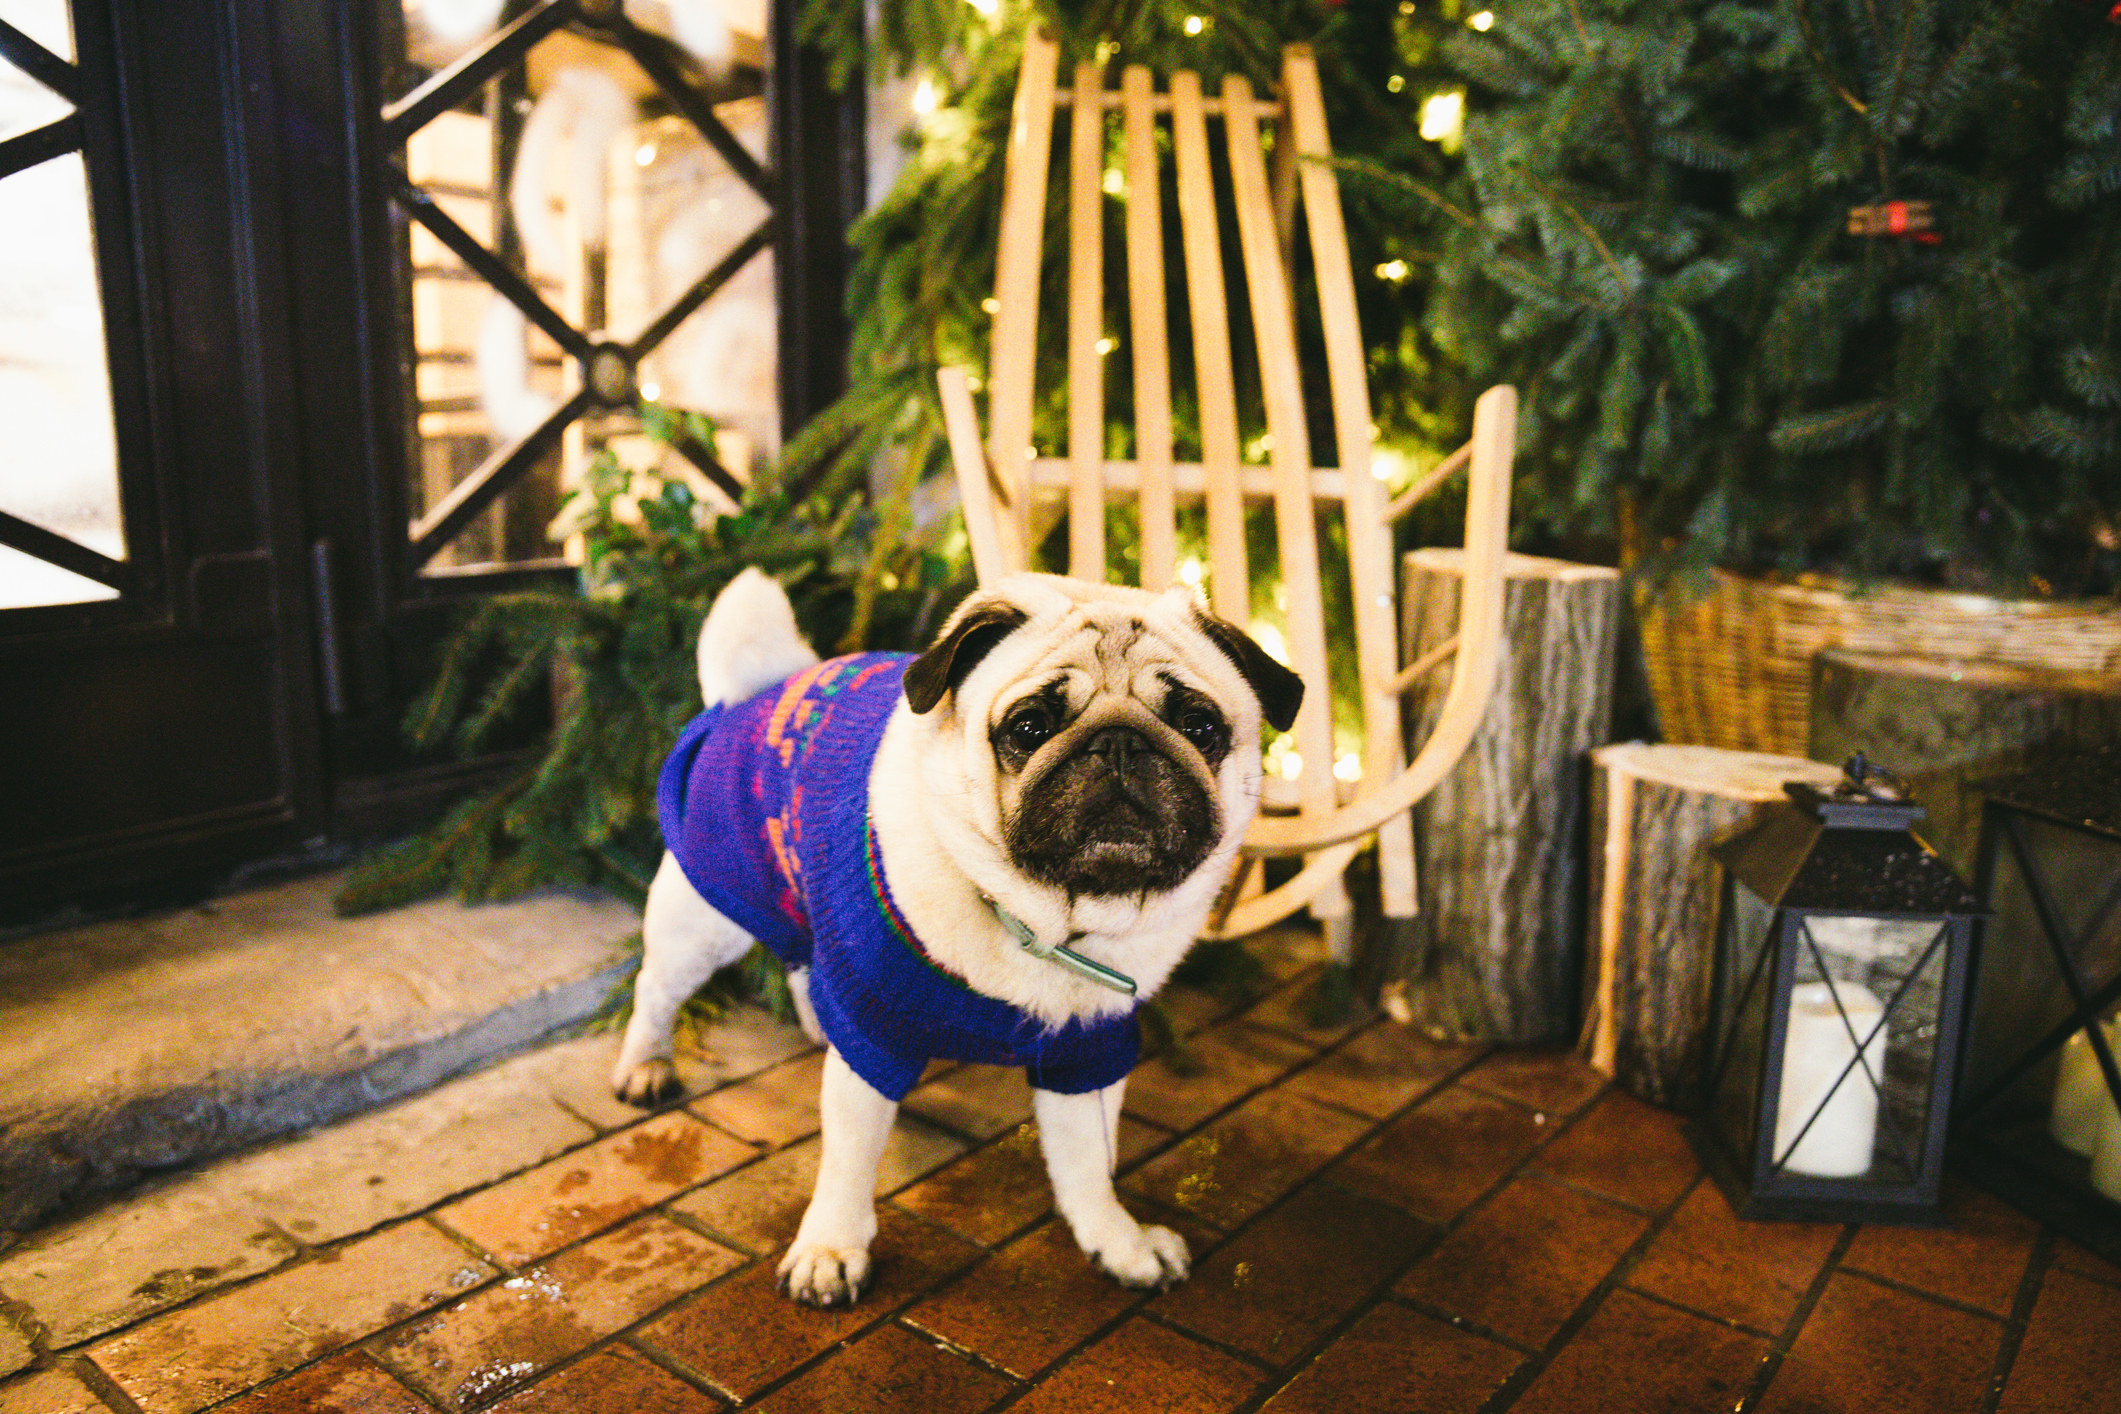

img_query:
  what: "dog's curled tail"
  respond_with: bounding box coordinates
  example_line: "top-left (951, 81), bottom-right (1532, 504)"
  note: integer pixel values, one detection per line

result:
top-left (698, 567), bottom-right (820, 707)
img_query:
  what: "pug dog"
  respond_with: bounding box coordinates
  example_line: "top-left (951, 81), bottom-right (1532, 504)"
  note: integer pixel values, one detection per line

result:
top-left (611, 567), bottom-right (1301, 1305)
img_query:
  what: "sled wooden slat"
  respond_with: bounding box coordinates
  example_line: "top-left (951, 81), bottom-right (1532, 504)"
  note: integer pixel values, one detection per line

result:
top-left (938, 366), bottom-right (1020, 581)
top-left (1225, 73), bottom-right (1334, 825)
top-left (1170, 69), bottom-right (1248, 625)
top-left (1121, 64), bottom-right (1177, 592)
top-left (986, 28), bottom-right (1059, 559)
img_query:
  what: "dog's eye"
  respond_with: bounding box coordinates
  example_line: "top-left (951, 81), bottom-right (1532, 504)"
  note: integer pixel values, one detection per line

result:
top-left (1177, 708), bottom-right (1226, 750)
top-left (1005, 709), bottom-right (1054, 752)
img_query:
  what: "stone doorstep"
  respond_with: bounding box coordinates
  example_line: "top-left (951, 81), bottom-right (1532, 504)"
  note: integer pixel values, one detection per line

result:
top-left (0, 871), bottom-right (643, 1235)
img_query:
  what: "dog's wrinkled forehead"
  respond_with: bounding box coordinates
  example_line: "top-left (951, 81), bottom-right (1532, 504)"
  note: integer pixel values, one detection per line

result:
top-left (904, 571), bottom-right (1299, 731)
top-left (1002, 604), bottom-right (1194, 713)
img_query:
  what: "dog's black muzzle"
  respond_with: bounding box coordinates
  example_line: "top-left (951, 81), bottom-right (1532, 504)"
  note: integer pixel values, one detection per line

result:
top-left (1008, 725), bottom-right (1221, 897)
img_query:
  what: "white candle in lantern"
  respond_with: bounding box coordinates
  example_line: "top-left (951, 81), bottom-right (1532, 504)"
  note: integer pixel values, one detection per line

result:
top-left (2091, 1092), bottom-right (2121, 1204)
top-left (2051, 1023), bottom-right (2119, 1157)
top-left (1775, 981), bottom-right (1888, 1178)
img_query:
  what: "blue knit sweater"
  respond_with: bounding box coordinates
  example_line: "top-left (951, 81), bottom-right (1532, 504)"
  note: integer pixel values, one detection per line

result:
top-left (657, 653), bottom-right (1140, 1102)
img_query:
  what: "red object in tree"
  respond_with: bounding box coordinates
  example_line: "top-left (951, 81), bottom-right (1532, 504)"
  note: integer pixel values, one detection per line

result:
top-left (1846, 200), bottom-right (1942, 245)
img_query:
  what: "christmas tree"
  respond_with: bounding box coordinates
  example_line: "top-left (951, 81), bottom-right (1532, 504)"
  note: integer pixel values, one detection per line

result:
top-left (1367, 0), bottom-right (2121, 597)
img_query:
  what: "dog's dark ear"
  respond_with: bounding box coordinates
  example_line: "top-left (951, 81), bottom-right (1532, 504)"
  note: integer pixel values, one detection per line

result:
top-left (904, 600), bottom-right (1030, 714)
top-left (1194, 610), bottom-right (1304, 733)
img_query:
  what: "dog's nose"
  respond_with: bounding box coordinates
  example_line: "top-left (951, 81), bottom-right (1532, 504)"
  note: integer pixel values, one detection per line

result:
top-left (1084, 725), bottom-right (1151, 769)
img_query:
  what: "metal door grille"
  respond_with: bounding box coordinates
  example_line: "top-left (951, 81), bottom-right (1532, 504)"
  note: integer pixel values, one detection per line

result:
top-left (383, 0), bottom-right (768, 573)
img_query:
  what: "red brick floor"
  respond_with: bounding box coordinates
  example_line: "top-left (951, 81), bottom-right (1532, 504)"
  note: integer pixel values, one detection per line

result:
top-left (1, 943), bottom-right (2114, 1414)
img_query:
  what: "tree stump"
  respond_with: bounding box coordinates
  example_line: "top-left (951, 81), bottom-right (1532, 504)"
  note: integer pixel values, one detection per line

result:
top-left (1395, 550), bottom-right (1621, 1042)
top-left (1810, 651), bottom-right (2121, 879)
top-left (1580, 743), bottom-right (1845, 1109)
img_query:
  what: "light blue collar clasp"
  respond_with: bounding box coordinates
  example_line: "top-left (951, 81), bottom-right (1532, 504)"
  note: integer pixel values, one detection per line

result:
top-left (986, 899), bottom-right (1138, 996)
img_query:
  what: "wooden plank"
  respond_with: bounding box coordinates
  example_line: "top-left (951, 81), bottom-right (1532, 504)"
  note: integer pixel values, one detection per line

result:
top-left (1067, 61), bottom-right (1107, 583)
top-left (1207, 841), bottom-right (1365, 940)
top-left (1170, 70), bottom-right (1247, 624)
top-left (1024, 457), bottom-right (1346, 503)
top-left (1270, 98), bottom-right (1299, 293)
top-left (1384, 634), bottom-right (1460, 696)
top-left (1588, 761), bottom-right (1636, 1074)
top-left (1225, 72), bottom-right (1334, 823)
top-left (987, 30), bottom-right (1060, 560)
top-left (1055, 90), bottom-right (1283, 117)
top-left (1286, 45), bottom-right (1412, 912)
top-left (937, 366), bottom-right (1021, 581)
top-left (1122, 64), bottom-right (1177, 591)
top-left (1386, 442), bottom-right (1472, 519)
top-left (1244, 384), bottom-right (1517, 856)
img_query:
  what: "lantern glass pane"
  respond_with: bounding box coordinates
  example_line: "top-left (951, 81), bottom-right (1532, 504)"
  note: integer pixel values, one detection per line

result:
top-left (1770, 914), bottom-right (1947, 1183)
top-left (1710, 879), bottom-right (1780, 1161)
top-left (1963, 814), bottom-right (2121, 1124)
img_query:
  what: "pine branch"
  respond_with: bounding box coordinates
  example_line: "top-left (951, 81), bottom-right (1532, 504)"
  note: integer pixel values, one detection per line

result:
top-left (1770, 400), bottom-right (1892, 452)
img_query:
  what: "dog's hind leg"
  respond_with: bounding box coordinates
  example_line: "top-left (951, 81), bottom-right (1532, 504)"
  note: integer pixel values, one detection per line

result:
top-left (784, 967), bottom-right (825, 1045)
top-left (778, 1048), bottom-right (896, 1306)
top-left (612, 851), bottom-right (755, 1106)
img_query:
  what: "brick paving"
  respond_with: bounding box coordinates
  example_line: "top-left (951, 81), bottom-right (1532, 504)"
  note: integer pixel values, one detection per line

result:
top-left (0, 934), bottom-right (2114, 1414)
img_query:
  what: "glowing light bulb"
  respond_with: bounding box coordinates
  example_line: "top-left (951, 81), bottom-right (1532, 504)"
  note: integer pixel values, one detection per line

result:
top-left (1420, 90), bottom-right (1465, 144)
top-left (1333, 753), bottom-right (1362, 783)
top-left (966, 0), bottom-right (997, 15)
top-left (639, 382), bottom-right (661, 401)
top-left (912, 78), bottom-right (939, 115)
top-left (1183, 15), bottom-right (1204, 35)
top-left (1102, 167), bottom-right (1125, 196)
top-left (1374, 259), bottom-right (1410, 281)
top-left (1280, 751), bottom-right (1304, 781)
top-left (1469, 10), bottom-right (1495, 31)
top-left (634, 141), bottom-right (657, 167)
top-left (1370, 449), bottom-right (1403, 482)
top-left (982, 297), bottom-right (1000, 314)
top-left (415, 0), bottom-right (505, 44)
top-left (1178, 557), bottom-right (1204, 587)
top-left (1095, 336), bottom-right (1116, 355)
top-left (1387, 74), bottom-right (1405, 93)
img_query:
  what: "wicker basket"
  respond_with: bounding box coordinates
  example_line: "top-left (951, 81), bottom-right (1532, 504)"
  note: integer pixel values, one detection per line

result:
top-left (1636, 570), bottom-right (2121, 756)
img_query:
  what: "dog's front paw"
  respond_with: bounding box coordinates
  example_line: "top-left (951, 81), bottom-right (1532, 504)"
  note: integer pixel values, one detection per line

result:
top-left (613, 1057), bottom-right (683, 1109)
top-left (1090, 1222), bottom-right (1189, 1290)
top-left (776, 1242), bottom-right (873, 1307)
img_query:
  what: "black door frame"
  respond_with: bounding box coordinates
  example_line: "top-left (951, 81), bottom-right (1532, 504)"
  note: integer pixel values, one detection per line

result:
top-left (0, 0), bottom-right (862, 920)
top-left (0, 0), bottom-right (329, 922)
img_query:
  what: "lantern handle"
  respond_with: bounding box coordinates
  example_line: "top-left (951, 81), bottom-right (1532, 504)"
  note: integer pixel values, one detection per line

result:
top-left (1840, 753), bottom-right (1911, 803)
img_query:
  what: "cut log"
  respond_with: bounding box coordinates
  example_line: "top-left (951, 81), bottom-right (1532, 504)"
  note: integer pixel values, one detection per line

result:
top-left (1580, 743), bottom-right (1845, 1109)
top-left (1394, 550), bottom-right (1621, 1042)
top-left (1810, 651), bottom-right (2121, 879)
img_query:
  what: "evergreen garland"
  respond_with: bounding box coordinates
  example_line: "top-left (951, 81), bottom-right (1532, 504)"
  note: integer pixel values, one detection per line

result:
top-left (336, 410), bottom-right (963, 917)
top-left (1366, 0), bottom-right (2120, 596)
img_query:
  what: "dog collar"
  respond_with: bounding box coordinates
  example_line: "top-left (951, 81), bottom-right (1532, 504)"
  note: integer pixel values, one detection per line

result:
top-left (984, 898), bottom-right (1138, 996)
top-left (863, 813), bottom-right (1134, 996)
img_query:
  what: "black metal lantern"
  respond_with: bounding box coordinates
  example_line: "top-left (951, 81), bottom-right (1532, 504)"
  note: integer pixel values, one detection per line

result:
top-left (1693, 758), bottom-right (1982, 1224)
top-left (1954, 747), bottom-right (2121, 1263)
